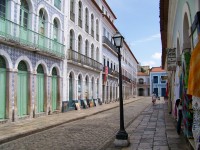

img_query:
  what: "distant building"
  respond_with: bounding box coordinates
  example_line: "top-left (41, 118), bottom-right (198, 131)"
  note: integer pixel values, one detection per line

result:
top-left (137, 72), bottom-right (150, 96)
top-left (150, 67), bottom-right (167, 97)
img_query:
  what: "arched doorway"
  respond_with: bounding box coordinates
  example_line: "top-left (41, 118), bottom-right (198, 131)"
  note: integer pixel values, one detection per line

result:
top-left (85, 76), bottom-right (89, 100)
top-left (69, 72), bottom-right (74, 107)
top-left (52, 67), bottom-right (58, 111)
top-left (17, 61), bottom-right (28, 117)
top-left (78, 74), bottom-right (82, 100)
top-left (0, 56), bottom-right (6, 119)
top-left (138, 88), bottom-right (144, 96)
top-left (36, 64), bottom-right (44, 113)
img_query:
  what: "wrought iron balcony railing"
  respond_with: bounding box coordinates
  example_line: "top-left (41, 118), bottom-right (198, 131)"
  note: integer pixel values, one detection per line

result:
top-left (78, 18), bottom-right (82, 28)
top-left (102, 36), bottom-right (118, 53)
top-left (70, 11), bottom-right (75, 22)
top-left (0, 17), bottom-right (65, 58)
top-left (137, 82), bottom-right (150, 86)
top-left (68, 49), bottom-right (102, 70)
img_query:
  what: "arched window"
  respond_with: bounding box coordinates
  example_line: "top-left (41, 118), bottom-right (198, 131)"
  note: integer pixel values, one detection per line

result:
top-left (20, 0), bottom-right (29, 29)
top-left (91, 44), bottom-right (94, 59)
top-left (85, 40), bottom-right (88, 57)
top-left (139, 78), bottom-right (144, 84)
top-left (96, 47), bottom-right (99, 61)
top-left (96, 20), bottom-right (99, 41)
top-left (69, 30), bottom-right (74, 50)
top-left (78, 35), bottom-right (82, 53)
top-left (78, 1), bottom-right (82, 27)
top-left (70, 0), bottom-right (75, 22)
top-left (85, 8), bottom-right (89, 33)
top-left (0, 0), bottom-right (6, 18)
top-left (91, 14), bottom-right (94, 37)
top-left (39, 9), bottom-right (46, 35)
top-left (53, 19), bottom-right (58, 41)
top-left (54, 0), bottom-right (61, 10)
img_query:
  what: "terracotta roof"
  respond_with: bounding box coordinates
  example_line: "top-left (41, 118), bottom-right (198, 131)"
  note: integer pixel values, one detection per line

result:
top-left (137, 72), bottom-right (149, 76)
top-left (160, 0), bottom-right (169, 69)
top-left (150, 67), bottom-right (166, 72)
top-left (103, 0), bottom-right (117, 19)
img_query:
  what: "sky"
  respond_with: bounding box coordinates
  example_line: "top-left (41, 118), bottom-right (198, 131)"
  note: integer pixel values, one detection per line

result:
top-left (106, 0), bottom-right (162, 67)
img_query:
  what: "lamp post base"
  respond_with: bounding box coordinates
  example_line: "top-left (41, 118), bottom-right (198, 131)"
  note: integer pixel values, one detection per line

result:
top-left (114, 130), bottom-right (129, 147)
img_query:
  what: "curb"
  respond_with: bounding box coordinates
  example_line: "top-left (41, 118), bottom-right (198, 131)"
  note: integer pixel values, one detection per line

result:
top-left (0, 97), bottom-right (144, 145)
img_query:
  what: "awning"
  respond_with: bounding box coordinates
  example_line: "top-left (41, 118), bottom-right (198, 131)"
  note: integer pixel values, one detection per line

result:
top-left (187, 41), bottom-right (200, 97)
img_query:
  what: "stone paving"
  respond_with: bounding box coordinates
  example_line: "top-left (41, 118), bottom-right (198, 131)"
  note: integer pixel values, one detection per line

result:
top-left (0, 97), bottom-right (151, 150)
top-left (106, 99), bottom-right (192, 150)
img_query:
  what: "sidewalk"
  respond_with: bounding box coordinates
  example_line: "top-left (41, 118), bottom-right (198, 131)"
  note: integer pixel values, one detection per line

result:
top-left (107, 98), bottom-right (193, 150)
top-left (0, 97), bottom-right (143, 145)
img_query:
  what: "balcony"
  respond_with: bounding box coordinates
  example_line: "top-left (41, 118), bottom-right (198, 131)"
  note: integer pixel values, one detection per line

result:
top-left (0, 18), bottom-right (65, 58)
top-left (78, 18), bottom-right (82, 28)
top-left (102, 36), bottom-right (118, 53)
top-left (137, 82), bottom-right (150, 87)
top-left (70, 11), bottom-right (75, 22)
top-left (122, 75), bottom-right (131, 83)
top-left (68, 49), bottom-right (102, 71)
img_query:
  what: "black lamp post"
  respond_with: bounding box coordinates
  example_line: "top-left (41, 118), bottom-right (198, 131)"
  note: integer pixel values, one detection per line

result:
top-left (112, 31), bottom-right (129, 146)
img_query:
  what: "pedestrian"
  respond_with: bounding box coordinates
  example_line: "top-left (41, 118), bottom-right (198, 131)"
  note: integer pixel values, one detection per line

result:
top-left (152, 92), bottom-right (156, 105)
top-left (176, 98), bottom-right (183, 135)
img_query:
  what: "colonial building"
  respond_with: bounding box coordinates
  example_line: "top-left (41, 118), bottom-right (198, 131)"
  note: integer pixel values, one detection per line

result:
top-left (150, 67), bottom-right (167, 97)
top-left (0, 0), bottom-right (65, 122)
top-left (160, 0), bottom-right (200, 148)
top-left (137, 72), bottom-right (150, 97)
top-left (0, 0), bottom-right (139, 124)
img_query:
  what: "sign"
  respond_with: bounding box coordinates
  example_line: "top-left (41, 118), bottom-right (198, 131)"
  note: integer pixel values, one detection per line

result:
top-left (167, 48), bottom-right (176, 71)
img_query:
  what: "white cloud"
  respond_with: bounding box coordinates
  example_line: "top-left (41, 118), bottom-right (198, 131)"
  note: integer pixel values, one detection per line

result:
top-left (141, 61), bottom-right (156, 67)
top-left (130, 33), bottom-right (161, 46)
top-left (152, 52), bottom-right (161, 59)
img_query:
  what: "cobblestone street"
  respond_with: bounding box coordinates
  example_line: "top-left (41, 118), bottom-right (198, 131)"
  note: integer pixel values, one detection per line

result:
top-left (0, 98), bottom-right (151, 150)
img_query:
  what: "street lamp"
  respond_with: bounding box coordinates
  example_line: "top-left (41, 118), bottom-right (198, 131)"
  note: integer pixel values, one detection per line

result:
top-left (112, 31), bottom-right (129, 147)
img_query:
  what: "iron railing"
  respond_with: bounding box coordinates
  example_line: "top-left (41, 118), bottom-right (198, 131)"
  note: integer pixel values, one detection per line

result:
top-left (102, 36), bottom-right (118, 53)
top-left (0, 17), bottom-right (65, 58)
top-left (68, 49), bottom-right (102, 70)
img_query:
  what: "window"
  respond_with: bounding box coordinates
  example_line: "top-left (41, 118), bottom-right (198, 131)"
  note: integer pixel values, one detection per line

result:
top-left (70, 0), bottom-right (75, 22)
top-left (39, 9), bottom-right (45, 35)
top-left (139, 78), bottom-right (144, 84)
top-left (20, 0), bottom-right (29, 29)
top-left (53, 19), bottom-right (58, 41)
top-left (0, 0), bottom-right (6, 18)
top-left (96, 20), bottom-right (99, 41)
top-left (114, 63), bottom-right (115, 70)
top-left (91, 14), bottom-right (94, 37)
top-left (153, 76), bottom-right (158, 83)
top-left (96, 47), bottom-right (99, 61)
top-left (103, 28), bottom-right (106, 36)
top-left (107, 59), bottom-right (109, 67)
top-left (69, 30), bottom-right (74, 49)
top-left (85, 40), bottom-right (89, 57)
top-left (103, 56), bottom-right (106, 66)
top-left (85, 8), bottom-right (89, 33)
top-left (78, 1), bottom-right (82, 27)
top-left (102, 6), bottom-right (104, 13)
top-left (78, 35), bottom-right (82, 53)
top-left (111, 62), bottom-right (113, 69)
top-left (54, 0), bottom-right (61, 10)
top-left (161, 76), bottom-right (166, 83)
top-left (91, 44), bottom-right (94, 59)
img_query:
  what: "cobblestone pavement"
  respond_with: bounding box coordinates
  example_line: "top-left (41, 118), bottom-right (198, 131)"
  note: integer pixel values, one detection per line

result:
top-left (0, 97), bottom-right (151, 150)
top-left (106, 99), bottom-right (192, 150)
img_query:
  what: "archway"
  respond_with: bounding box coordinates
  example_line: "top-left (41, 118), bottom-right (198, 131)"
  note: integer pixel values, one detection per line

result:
top-left (36, 64), bottom-right (45, 113)
top-left (0, 56), bottom-right (6, 119)
top-left (68, 72), bottom-right (74, 107)
top-left (138, 88), bottom-right (144, 96)
top-left (52, 67), bottom-right (58, 111)
top-left (17, 61), bottom-right (28, 117)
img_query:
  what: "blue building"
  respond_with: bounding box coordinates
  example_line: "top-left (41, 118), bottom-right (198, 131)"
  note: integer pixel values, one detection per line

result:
top-left (150, 67), bottom-right (167, 97)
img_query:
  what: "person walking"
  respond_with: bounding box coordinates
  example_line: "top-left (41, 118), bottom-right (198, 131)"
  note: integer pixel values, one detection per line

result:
top-left (176, 98), bottom-right (183, 135)
top-left (152, 92), bottom-right (156, 105)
